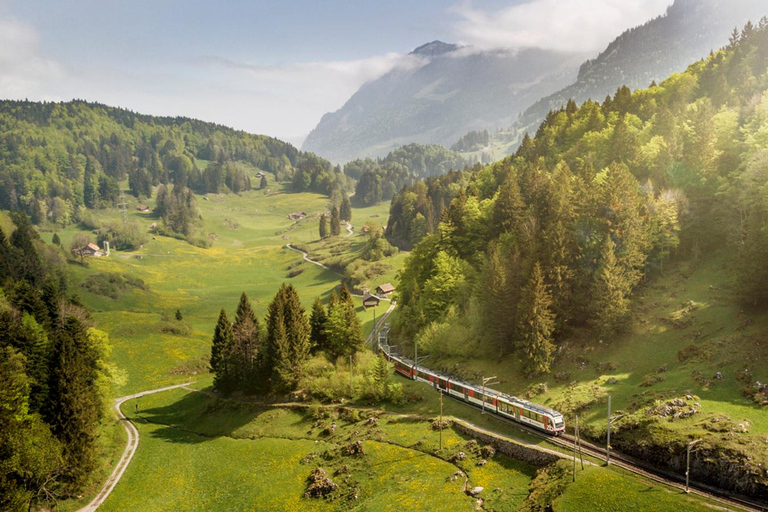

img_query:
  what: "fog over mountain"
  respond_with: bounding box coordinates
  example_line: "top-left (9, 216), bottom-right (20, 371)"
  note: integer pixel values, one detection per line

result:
top-left (302, 43), bottom-right (589, 163)
top-left (303, 0), bottom-right (768, 163)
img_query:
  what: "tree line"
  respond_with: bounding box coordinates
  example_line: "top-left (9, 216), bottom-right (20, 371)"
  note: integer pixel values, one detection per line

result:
top-left (210, 283), bottom-right (365, 395)
top-left (0, 213), bottom-right (116, 511)
top-left (345, 144), bottom-right (469, 207)
top-left (392, 19), bottom-right (768, 374)
top-left (0, 100), bottom-right (334, 229)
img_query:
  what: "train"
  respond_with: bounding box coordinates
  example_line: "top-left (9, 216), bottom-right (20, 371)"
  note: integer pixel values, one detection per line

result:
top-left (379, 343), bottom-right (566, 435)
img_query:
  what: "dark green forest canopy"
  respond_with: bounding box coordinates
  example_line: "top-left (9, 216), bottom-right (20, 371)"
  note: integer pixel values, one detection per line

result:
top-left (0, 100), bottom-right (337, 226)
top-left (392, 19), bottom-right (768, 370)
top-left (0, 213), bottom-right (109, 510)
top-left (345, 143), bottom-right (470, 207)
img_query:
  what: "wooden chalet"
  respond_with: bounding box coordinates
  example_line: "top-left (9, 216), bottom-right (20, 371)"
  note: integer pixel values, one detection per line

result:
top-left (137, 205), bottom-right (150, 212)
top-left (376, 283), bottom-right (395, 296)
top-left (362, 292), bottom-right (380, 309)
top-left (287, 211), bottom-right (307, 220)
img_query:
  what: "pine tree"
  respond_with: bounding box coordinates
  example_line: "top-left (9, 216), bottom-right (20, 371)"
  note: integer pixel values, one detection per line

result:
top-left (517, 263), bottom-right (556, 375)
top-left (373, 354), bottom-right (390, 400)
top-left (493, 171), bottom-right (526, 237)
top-left (591, 236), bottom-right (630, 336)
top-left (479, 242), bottom-right (516, 357)
top-left (319, 213), bottom-right (328, 239)
top-left (210, 308), bottom-right (235, 393)
top-left (340, 195), bottom-right (352, 222)
top-left (263, 284), bottom-right (310, 391)
top-left (309, 296), bottom-right (328, 352)
top-left (47, 316), bottom-right (102, 488)
top-left (330, 206), bottom-right (341, 236)
top-left (260, 175), bottom-right (268, 189)
top-left (325, 284), bottom-right (364, 358)
top-left (52, 233), bottom-right (61, 246)
top-left (280, 284), bottom-right (311, 389)
top-left (175, 309), bottom-right (183, 321)
top-left (232, 293), bottom-right (260, 391)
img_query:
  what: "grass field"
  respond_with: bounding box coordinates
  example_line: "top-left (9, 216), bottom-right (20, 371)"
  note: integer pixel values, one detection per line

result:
top-left (99, 388), bottom-right (535, 512)
top-left (50, 180), bottom-right (402, 395)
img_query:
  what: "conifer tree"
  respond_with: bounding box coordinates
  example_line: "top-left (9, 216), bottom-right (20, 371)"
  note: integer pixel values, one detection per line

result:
top-left (232, 293), bottom-right (260, 391)
top-left (591, 236), bottom-right (630, 336)
top-left (493, 171), bottom-right (526, 237)
top-left (330, 206), bottom-right (341, 236)
top-left (325, 284), bottom-right (364, 358)
top-left (340, 195), bottom-right (352, 222)
top-left (260, 175), bottom-right (268, 189)
top-left (51, 233), bottom-right (61, 246)
top-left (47, 316), bottom-right (102, 488)
top-left (373, 354), bottom-right (390, 400)
top-left (480, 242), bottom-right (516, 357)
top-left (517, 263), bottom-right (556, 375)
top-left (279, 284), bottom-right (311, 389)
top-left (263, 284), bottom-right (310, 391)
top-left (319, 213), bottom-right (328, 239)
top-left (210, 308), bottom-right (235, 393)
top-left (309, 296), bottom-right (328, 352)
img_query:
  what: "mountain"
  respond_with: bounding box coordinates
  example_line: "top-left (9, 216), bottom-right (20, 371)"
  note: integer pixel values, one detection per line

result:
top-left (510, 0), bottom-right (768, 143)
top-left (302, 42), bottom-right (589, 163)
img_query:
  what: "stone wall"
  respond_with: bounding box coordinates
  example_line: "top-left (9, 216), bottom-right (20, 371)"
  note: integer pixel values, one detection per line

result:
top-left (453, 421), bottom-right (561, 467)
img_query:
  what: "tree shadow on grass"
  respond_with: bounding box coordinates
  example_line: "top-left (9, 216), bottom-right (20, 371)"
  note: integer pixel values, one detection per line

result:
top-left (128, 388), bottom-right (310, 445)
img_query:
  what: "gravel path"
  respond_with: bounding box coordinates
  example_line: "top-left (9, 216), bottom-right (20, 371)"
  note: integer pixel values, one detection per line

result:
top-left (75, 382), bottom-right (194, 512)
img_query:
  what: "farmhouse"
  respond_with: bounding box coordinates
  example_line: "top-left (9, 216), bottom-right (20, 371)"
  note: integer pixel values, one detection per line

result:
top-left (137, 205), bottom-right (150, 212)
top-left (288, 211), bottom-right (307, 220)
top-left (362, 292), bottom-right (380, 309)
top-left (376, 283), bottom-right (395, 296)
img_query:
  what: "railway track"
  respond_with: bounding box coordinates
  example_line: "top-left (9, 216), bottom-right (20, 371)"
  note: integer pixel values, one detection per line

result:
top-left (440, 388), bottom-right (767, 512)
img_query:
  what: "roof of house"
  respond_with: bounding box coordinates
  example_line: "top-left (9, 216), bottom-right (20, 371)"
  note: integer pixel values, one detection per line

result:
top-left (362, 292), bottom-right (380, 303)
top-left (377, 283), bottom-right (395, 293)
top-left (86, 243), bottom-right (100, 252)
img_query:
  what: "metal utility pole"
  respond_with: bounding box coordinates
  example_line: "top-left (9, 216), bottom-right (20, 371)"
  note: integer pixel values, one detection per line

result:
top-left (606, 394), bottom-right (612, 466)
top-left (686, 439), bottom-right (702, 493)
top-left (573, 418), bottom-right (578, 481)
top-left (481, 376), bottom-right (499, 414)
top-left (577, 415), bottom-right (584, 471)
top-left (439, 389), bottom-right (444, 451)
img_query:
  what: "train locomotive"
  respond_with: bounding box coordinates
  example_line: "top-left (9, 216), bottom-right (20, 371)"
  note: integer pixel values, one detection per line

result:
top-left (380, 344), bottom-right (566, 435)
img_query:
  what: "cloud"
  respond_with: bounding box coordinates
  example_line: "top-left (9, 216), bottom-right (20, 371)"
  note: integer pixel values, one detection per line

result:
top-left (451, 0), bottom-right (673, 53)
top-left (182, 52), bottom-right (426, 144)
top-left (0, 17), bottom-right (64, 99)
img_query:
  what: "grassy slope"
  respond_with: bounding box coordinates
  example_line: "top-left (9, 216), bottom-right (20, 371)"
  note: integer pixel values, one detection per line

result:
top-left (52, 180), bottom-right (399, 395)
top-left (100, 388), bottom-right (535, 512)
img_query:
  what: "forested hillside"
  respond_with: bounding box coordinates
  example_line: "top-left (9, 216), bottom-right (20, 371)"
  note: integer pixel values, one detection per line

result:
top-left (0, 101), bottom-right (341, 230)
top-left (392, 19), bottom-right (768, 370)
top-left (508, 0), bottom-right (766, 152)
top-left (345, 143), bottom-right (469, 207)
top-left (0, 213), bottom-right (114, 510)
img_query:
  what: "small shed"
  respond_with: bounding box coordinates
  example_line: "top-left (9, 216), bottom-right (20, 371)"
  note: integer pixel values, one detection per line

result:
top-left (362, 292), bottom-right (380, 309)
top-left (288, 211), bottom-right (307, 220)
top-left (83, 243), bottom-right (102, 257)
top-left (376, 283), bottom-right (395, 296)
top-left (137, 205), bottom-right (150, 212)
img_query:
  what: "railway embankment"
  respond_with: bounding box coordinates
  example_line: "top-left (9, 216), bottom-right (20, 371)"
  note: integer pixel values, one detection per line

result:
top-left (453, 420), bottom-right (561, 467)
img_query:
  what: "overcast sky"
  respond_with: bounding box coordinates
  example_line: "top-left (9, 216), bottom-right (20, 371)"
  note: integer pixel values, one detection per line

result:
top-left (1, 0), bottom-right (672, 146)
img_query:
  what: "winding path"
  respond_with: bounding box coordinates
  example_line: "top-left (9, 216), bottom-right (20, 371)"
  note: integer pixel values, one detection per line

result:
top-left (76, 382), bottom-right (193, 512)
top-left (284, 243), bottom-right (338, 273)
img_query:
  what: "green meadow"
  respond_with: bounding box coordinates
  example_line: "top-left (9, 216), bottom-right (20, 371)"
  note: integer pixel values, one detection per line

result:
top-left (99, 388), bottom-right (535, 512)
top-left (52, 180), bottom-right (398, 395)
top-left (40, 178), bottom-right (765, 510)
